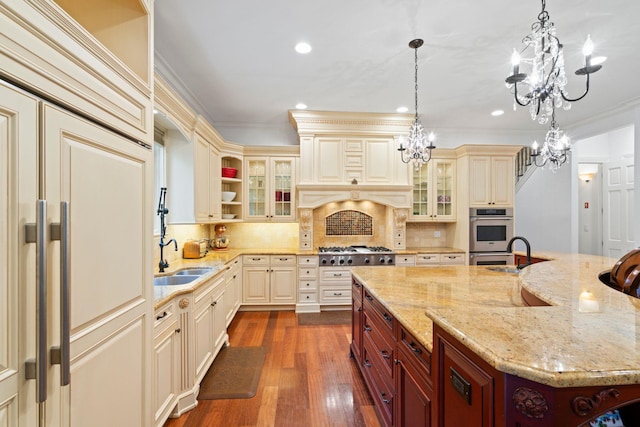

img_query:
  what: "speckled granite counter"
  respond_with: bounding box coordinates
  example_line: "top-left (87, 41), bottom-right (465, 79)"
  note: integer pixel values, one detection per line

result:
top-left (153, 247), bottom-right (299, 308)
top-left (352, 252), bottom-right (640, 388)
top-left (397, 246), bottom-right (465, 255)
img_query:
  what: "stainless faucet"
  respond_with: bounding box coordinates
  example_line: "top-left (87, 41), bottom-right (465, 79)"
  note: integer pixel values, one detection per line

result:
top-left (506, 236), bottom-right (531, 270)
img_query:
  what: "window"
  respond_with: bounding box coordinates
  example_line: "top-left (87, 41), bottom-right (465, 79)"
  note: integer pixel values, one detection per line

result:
top-left (153, 139), bottom-right (166, 235)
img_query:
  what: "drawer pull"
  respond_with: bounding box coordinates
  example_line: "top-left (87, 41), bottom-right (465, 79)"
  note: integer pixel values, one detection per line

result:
top-left (175, 328), bottom-right (181, 334)
top-left (381, 393), bottom-right (391, 404)
top-left (364, 359), bottom-right (372, 368)
top-left (333, 292), bottom-right (343, 296)
top-left (211, 301), bottom-right (217, 307)
top-left (354, 282), bottom-right (361, 288)
top-left (156, 311), bottom-right (168, 320)
top-left (365, 295), bottom-right (373, 301)
top-left (409, 341), bottom-right (423, 355)
top-left (251, 257), bottom-right (262, 261)
top-left (364, 325), bottom-right (372, 332)
top-left (333, 273), bottom-right (343, 277)
top-left (279, 258), bottom-right (289, 261)
top-left (381, 350), bottom-right (391, 359)
top-left (383, 313), bottom-right (393, 322)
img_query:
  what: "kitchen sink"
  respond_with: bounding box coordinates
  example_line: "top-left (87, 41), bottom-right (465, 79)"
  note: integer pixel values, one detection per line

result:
top-left (153, 275), bottom-right (200, 286)
top-left (486, 266), bottom-right (521, 274)
top-left (175, 267), bottom-right (213, 276)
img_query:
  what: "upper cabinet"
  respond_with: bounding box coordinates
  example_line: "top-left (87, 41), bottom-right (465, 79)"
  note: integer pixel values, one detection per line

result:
top-left (244, 156), bottom-right (296, 222)
top-left (468, 156), bottom-right (515, 208)
top-left (2, 0), bottom-right (153, 142)
top-left (411, 156), bottom-right (456, 222)
top-left (220, 154), bottom-right (243, 222)
top-left (313, 137), bottom-right (402, 185)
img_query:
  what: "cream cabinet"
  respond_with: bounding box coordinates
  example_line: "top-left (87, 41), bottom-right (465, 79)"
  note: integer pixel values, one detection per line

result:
top-left (224, 257), bottom-right (242, 326)
top-left (411, 158), bottom-right (456, 221)
top-left (242, 255), bottom-right (297, 305)
top-left (167, 133), bottom-right (222, 223)
top-left (468, 156), bottom-right (515, 207)
top-left (153, 300), bottom-right (181, 427)
top-left (313, 137), bottom-right (406, 185)
top-left (1, 82), bottom-right (154, 427)
top-left (192, 275), bottom-right (227, 385)
top-left (396, 255), bottom-right (417, 266)
top-left (244, 157), bottom-right (296, 221)
top-left (297, 256), bottom-right (320, 312)
top-left (416, 253), bottom-right (466, 266)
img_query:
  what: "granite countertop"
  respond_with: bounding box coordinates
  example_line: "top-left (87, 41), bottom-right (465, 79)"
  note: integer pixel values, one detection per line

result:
top-left (351, 252), bottom-right (640, 388)
top-left (153, 247), bottom-right (299, 308)
top-left (397, 247), bottom-right (466, 255)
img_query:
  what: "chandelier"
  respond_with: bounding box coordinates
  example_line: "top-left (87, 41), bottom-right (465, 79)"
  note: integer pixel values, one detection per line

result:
top-left (398, 38), bottom-right (435, 170)
top-left (505, 0), bottom-right (602, 125)
top-left (531, 106), bottom-right (571, 172)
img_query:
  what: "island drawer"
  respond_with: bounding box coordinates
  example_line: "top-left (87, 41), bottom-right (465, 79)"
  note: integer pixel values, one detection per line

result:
top-left (352, 279), bottom-right (363, 301)
top-left (363, 311), bottom-right (395, 377)
top-left (363, 290), bottom-right (395, 336)
top-left (398, 325), bottom-right (432, 381)
top-left (362, 336), bottom-right (394, 426)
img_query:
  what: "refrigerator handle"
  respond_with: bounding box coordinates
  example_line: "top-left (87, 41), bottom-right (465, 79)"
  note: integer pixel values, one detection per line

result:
top-left (59, 201), bottom-right (70, 386)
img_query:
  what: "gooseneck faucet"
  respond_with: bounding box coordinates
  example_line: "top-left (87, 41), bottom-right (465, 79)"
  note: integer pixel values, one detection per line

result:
top-left (506, 236), bottom-right (531, 270)
top-left (157, 187), bottom-right (178, 273)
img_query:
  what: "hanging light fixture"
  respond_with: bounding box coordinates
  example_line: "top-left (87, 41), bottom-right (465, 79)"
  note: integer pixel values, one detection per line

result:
top-left (398, 38), bottom-right (435, 170)
top-left (505, 0), bottom-right (602, 125)
top-left (531, 105), bottom-right (571, 172)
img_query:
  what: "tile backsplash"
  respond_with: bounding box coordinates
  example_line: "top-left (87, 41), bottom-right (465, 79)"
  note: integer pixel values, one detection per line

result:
top-left (405, 222), bottom-right (448, 248)
top-left (212, 222), bottom-right (299, 249)
top-left (153, 224), bottom-right (210, 269)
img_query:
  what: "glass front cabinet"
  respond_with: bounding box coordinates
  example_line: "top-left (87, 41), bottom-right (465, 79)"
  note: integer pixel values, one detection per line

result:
top-left (411, 158), bottom-right (456, 221)
top-left (244, 157), bottom-right (296, 221)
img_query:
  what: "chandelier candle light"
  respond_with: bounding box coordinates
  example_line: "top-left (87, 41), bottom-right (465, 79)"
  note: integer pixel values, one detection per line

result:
top-left (398, 38), bottom-right (436, 170)
top-left (531, 106), bottom-right (571, 172)
top-left (505, 0), bottom-right (602, 123)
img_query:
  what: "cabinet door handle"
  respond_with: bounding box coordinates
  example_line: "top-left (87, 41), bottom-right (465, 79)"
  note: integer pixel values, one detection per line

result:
top-left (365, 295), bottom-right (373, 301)
top-left (175, 328), bottom-right (181, 334)
top-left (333, 292), bottom-right (342, 296)
top-left (34, 200), bottom-right (48, 403)
top-left (383, 313), bottom-right (392, 323)
top-left (211, 301), bottom-right (217, 306)
top-left (381, 393), bottom-right (391, 404)
top-left (364, 359), bottom-right (372, 368)
top-left (156, 311), bottom-right (168, 320)
top-left (381, 350), bottom-right (391, 359)
top-left (333, 273), bottom-right (342, 277)
top-left (364, 325), bottom-right (372, 332)
top-left (409, 341), bottom-right (423, 355)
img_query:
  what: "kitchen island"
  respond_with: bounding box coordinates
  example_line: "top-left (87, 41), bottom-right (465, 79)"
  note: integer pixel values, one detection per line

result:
top-left (350, 253), bottom-right (640, 426)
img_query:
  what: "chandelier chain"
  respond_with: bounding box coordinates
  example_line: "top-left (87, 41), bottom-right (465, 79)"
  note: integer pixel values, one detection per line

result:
top-left (414, 45), bottom-right (419, 121)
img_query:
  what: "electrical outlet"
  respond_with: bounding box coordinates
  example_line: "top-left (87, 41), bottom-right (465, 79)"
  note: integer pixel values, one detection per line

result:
top-left (434, 231), bottom-right (441, 238)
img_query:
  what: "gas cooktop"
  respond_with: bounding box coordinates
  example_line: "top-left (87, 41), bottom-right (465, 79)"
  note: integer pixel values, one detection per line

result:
top-left (318, 245), bottom-right (396, 266)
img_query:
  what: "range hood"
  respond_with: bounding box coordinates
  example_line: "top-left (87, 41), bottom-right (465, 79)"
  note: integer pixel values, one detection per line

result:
top-left (296, 183), bottom-right (412, 209)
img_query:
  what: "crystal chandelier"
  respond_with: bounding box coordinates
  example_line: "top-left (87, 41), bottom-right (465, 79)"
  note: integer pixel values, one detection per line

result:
top-left (505, 0), bottom-right (602, 125)
top-left (531, 106), bottom-right (571, 172)
top-left (398, 39), bottom-right (435, 170)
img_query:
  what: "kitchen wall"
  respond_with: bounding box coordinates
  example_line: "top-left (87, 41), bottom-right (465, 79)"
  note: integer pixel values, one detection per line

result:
top-left (405, 222), bottom-right (449, 248)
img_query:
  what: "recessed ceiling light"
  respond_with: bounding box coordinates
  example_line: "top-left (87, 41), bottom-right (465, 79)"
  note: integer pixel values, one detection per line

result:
top-left (295, 42), bottom-right (312, 54)
top-left (491, 110), bottom-right (505, 117)
top-left (591, 56), bottom-right (607, 65)
top-left (396, 106), bottom-right (409, 113)
top-left (153, 109), bottom-right (159, 114)
top-left (295, 103), bottom-right (308, 110)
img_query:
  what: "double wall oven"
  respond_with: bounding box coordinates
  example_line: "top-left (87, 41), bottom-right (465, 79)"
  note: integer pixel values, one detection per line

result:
top-left (468, 208), bottom-right (514, 266)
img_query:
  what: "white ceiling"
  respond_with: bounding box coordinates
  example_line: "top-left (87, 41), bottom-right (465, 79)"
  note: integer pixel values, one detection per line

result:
top-left (154, 0), bottom-right (640, 146)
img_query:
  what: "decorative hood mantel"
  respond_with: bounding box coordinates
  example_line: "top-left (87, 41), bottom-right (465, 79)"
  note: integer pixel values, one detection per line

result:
top-left (289, 110), bottom-right (414, 210)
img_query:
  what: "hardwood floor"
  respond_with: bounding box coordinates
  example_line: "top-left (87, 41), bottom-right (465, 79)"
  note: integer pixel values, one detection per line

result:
top-left (164, 311), bottom-right (382, 427)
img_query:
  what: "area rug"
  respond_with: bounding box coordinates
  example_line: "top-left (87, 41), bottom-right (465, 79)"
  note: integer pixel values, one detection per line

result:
top-left (297, 311), bottom-right (351, 326)
top-left (198, 346), bottom-right (266, 399)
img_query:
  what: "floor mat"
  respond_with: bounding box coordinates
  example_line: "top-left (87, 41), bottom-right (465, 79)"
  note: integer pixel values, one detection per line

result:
top-left (198, 346), bottom-right (266, 399)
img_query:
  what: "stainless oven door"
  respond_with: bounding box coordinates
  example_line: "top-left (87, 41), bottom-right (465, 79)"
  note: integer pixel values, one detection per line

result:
top-left (469, 217), bottom-right (514, 252)
top-left (469, 252), bottom-right (514, 266)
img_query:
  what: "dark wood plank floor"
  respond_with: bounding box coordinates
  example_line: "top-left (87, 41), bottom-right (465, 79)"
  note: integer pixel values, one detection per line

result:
top-left (164, 311), bottom-right (382, 427)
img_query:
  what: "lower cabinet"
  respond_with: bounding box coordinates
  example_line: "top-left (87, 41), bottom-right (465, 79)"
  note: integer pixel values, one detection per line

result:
top-left (153, 300), bottom-right (181, 427)
top-left (193, 275), bottom-right (227, 384)
top-left (242, 255), bottom-right (296, 305)
top-left (224, 257), bottom-right (242, 326)
top-left (416, 253), bottom-right (465, 266)
top-left (352, 277), bottom-right (434, 427)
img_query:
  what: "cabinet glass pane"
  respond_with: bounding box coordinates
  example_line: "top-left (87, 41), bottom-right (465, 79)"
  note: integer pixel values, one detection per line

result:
top-left (413, 164), bottom-right (429, 216)
top-left (436, 162), bottom-right (453, 216)
top-left (248, 160), bottom-right (266, 216)
top-left (273, 160), bottom-right (292, 218)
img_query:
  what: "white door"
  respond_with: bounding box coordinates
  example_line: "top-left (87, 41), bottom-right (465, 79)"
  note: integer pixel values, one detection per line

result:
top-left (0, 80), bottom-right (39, 427)
top-left (603, 158), bottom-right (635, 258)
